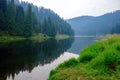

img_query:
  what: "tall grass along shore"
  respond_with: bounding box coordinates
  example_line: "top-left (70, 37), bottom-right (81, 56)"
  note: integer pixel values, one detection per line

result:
top-left (48, 34), bottom-right (120, 80)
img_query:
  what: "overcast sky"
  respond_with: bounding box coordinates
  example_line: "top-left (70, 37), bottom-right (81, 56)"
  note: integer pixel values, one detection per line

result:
top-left (21, 0), bottom-right (120, 19)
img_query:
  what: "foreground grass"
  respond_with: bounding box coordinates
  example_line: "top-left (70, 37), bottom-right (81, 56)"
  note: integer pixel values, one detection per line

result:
top-left (48, 34), bottom-right (120, 80)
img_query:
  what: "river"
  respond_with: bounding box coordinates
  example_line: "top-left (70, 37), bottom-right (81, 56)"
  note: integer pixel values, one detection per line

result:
top-left (0, 37), bottom-right (100, 80)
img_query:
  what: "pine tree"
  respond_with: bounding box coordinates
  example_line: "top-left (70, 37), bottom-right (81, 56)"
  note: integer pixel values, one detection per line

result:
top-left (0, 10), bottom-right (5, 31)
top-left (6, 2), bottom-right (16, 35)
top-left (0, 0), bottom-right (7, 13)
top-left (15, 5), bottom-right (25, 36)
top-left (24, 4), bottom-right (33, 37)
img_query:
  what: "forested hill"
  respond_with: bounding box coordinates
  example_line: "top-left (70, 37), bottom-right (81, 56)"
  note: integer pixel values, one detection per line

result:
top-left (67, 10), bottom-right (120, 36)
top-left (0, 0), bottom-right (74, 37)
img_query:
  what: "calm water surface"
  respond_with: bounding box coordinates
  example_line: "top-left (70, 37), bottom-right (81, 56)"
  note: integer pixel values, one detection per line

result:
top-left (0, 37), bottom-right (100, 80)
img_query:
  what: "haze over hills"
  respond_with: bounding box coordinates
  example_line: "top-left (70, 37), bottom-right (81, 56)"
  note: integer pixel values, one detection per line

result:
top-left (67, 10), bottom-right (120, 36)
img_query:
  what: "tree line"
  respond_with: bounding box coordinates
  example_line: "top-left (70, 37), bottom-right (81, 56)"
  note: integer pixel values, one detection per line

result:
top-left (0, 0), bottom-right (74, 37)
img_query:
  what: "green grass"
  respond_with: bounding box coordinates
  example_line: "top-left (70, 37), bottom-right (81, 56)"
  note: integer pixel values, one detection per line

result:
top-left (0, 36), bottom-right (26, 42)
top-left (0, 33), bottom-right (70, 43)
top-left (0, 34), bottom-right (69, 43)
top-left (0, 34), bottom-right (50, 43)
top-left (55, 34), bottom-right (70, 40)
top-left (48, 34), bottom-right (120, 80)
top-left (29, 34), bottom-right (50, 41)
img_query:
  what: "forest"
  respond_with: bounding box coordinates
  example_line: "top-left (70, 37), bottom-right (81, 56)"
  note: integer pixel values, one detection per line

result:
top-left (0, 0), bottom-right (74, 37)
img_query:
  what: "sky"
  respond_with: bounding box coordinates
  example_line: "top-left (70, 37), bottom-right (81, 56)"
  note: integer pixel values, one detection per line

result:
top-left (21, 0), bottom-right (120, 19)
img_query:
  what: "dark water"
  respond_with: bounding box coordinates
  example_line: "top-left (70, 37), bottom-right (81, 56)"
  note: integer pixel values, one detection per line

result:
top-left (0, 37), bottom-right (99, 80)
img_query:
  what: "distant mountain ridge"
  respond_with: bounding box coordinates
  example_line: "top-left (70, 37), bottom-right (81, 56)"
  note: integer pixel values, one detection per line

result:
top-left (67, 10), bottom-right (120, 35)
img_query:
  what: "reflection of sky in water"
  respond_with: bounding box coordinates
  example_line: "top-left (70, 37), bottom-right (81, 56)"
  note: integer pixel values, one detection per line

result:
top-left (0, 37), bottom-right (99, 80)
top-left (0, 38), bottom-right (74, 80)
top-left (7, 52), bottom-right (78, 80)
top-left (67, 37), bottom-right (100, 54)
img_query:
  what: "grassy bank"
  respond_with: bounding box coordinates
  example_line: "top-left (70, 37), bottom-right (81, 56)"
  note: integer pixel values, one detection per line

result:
top-left (48, 34), bottom-right (120, 80)
top-left (0, 34), bottom-right (69, 43)
top-left (0, 36), bottom-right (26, 42)
top-left (29, 34), bottom-right (50, 41)
top-left (55, 34), bottom-right (70, 40)
top-left (0, 34), bottom-right (50, 43)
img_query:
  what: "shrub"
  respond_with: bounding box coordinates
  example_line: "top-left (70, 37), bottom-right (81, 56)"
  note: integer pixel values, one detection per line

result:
top-left (58, 58), bottom-right (79, 68)
top-left (89, 47), bottom-right (119, 73)
top-left (48, 58), bottom-right (79, 80)
top-left (111, 42), bottom-right (120, 52)
top-left (49, 69), bottom-right (59, 77)
top-left (79, 42), bottom-right (105, 62)
top-left (79, 51), bottom-right (97, 62)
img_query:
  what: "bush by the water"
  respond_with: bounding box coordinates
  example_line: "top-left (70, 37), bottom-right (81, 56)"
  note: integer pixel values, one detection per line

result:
top-left (79, 41), bottom-right (105, 62)
top-left (48, 35), bottom-right (120, 80)
top-left (58, 58), bottom-right (79, 68)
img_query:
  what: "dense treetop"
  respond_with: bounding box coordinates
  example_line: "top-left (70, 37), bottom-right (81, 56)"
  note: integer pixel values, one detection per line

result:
top-left (0, 0), bottom-right (74, 37)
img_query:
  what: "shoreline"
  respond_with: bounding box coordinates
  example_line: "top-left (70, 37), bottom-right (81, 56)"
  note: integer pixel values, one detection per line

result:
top-left (0, 35), bottom-right (50, 43)
top-left (48, 34), bottom-right (120, 80)
top-left (0, 34), bottom-right (71, 43)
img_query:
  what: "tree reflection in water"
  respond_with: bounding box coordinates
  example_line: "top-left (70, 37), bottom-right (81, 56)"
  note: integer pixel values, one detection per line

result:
top-left (0, 38), bottom-right (74, 80)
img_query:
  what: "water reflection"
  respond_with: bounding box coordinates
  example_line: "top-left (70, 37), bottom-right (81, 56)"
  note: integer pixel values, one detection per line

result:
top-left (0, 38), bottom-right (74, 80)
top-left (67, 37), bottom-right (101, 54)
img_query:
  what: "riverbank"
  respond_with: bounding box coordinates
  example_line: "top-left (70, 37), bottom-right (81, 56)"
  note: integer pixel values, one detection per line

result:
top-left (0, 36), bottom-right (26, 42)
top-left (55, 34), bottom-right (70, 40)
top-left (48, 34), bottom-right (120, 80)
top-left (0, 34), bottom-right (50, 43)
top-left (0, 34), bottom-right (71, 43)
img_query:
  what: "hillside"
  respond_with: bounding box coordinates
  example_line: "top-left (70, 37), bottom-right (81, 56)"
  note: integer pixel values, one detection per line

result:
top-left (20, 2), bottom-right (74, 37)
top-left (0, 0), bottom-right (74, 38)
top-left (67, 10), bottom-right (120, 35)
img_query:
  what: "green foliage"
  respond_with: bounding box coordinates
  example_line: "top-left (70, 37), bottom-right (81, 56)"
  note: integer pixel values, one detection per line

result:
top-left (89, 42), bottom-right (120, 73)
top-left (48, 58), bottom-right (79, 80)
top-left (0, 36), bottom-right (26, 42)
top-left (24, 4), bottom-right (33, 37)
top-left (0, 0), bottom-right (7, 13)
top-left (79, 51), bottom-right (97, 63)
top-left (0, 10), bottom-right (6, 30)
top-left (58, 58), bottom-right (79, 68)
top-left (79, 36), bottom-right (120, 73)
top-left (15, 5), bottom-right (25, 36)
top-left (48, 35), bottom-right (120, 80)
top-left (49, 69), bottom-right (59, 78)
top-left (89, 49), bottom-right (118, 72)
top-left (79, 42), bottom-right (105, 62)
top-left (0, 31), bottom-right (9, 36)
top-left (0, 0), bottom-right (74, 39)
top-left (55, 34), bottom-right (70, 40)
